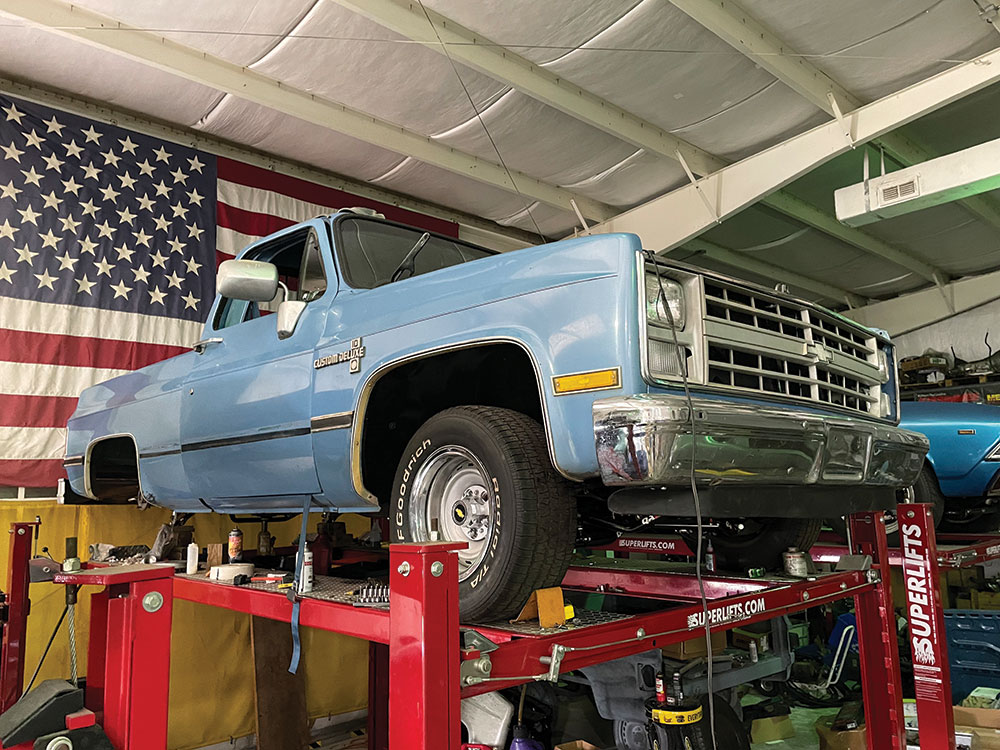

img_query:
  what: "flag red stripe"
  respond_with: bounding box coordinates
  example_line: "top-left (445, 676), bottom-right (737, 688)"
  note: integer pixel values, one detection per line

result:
top-left (217, 157), bottom-right (458, 238)
top-left (216, 203), bottom-right (297, 237)
top-left (0, 394), bottom-right (78, 428)
top-left (0, 329), bottom-right (188, 370)
top-left (0, 459), bottom-right (65, 487)
top-left (217, 202), bottom-right (296, 237)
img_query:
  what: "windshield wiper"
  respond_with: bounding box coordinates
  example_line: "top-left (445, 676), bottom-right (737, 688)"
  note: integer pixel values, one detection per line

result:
top-left (387, 232), bottom-right (431, 284)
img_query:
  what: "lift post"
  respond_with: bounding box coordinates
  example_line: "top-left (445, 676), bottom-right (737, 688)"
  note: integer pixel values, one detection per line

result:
top-left (899, 503), bottom-right (957, 750)
top-left (849, 511), bottom-right (906, 750)
top-left (52, 564), bottom-right (174, 750)
top-left (388, 542), bottom-right (463, 750)
top-left (1, 521), bottom-right (39, 713)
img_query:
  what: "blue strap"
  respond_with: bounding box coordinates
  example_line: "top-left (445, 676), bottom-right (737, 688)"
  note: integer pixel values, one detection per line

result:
top-left (288, 496), bottom-right (312, 674)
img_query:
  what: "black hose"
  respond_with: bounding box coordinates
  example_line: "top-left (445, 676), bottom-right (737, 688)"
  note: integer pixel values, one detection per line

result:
top-left (25, 605), bottom-right (68, 693)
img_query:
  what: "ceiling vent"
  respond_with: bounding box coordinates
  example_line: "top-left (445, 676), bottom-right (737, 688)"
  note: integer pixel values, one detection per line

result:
top-left (834, 136), bottom-right (1000, 226)
top-left (880, 179), bottom-right (918, 205)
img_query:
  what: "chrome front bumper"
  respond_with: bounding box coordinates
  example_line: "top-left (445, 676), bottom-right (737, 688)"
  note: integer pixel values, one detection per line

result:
top-left (594, 394), bottom-right (929, 488)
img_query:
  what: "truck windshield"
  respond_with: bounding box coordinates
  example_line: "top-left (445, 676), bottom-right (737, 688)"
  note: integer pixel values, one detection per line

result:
top-left (336, 216), bottom-right (494, 289)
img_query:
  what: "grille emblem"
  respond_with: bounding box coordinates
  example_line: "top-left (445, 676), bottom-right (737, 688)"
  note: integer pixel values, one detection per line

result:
top-left (807, 342), bottom-right (833, 363)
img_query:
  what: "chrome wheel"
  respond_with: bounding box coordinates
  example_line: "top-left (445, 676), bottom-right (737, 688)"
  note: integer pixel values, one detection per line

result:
top-left (409, 445), bottom-right (495, 581)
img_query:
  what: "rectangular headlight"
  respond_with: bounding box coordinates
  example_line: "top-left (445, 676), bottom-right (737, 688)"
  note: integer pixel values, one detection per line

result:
top-left (645, 275), bottom-right (685, 329)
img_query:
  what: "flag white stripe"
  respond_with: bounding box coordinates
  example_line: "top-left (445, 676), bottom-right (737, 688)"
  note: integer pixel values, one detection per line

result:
top-left (1, 361), bottom-right (131, 398)
top-left (216, 225), bottom-right (261, 257)
top-left (0, 296), bottom-right (203, 347)
top-left (0, 426), bottom-right (66, 460)
top-left (218, 178), bottom-right (342, 224)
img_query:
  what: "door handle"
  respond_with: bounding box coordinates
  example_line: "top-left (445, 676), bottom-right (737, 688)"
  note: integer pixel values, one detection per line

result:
top-left (191, 337), bottom-right (223, 354)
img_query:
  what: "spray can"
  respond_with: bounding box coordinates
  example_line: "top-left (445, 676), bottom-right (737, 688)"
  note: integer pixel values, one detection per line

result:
top-left (228, 527), bottom-right (243, 563)
top-left (257, 523), bottom-right (274, 556)
top-left (655, 672), bottom-right (667, 703)
top-left (186, 542), bottom-right (199, 575)
top-left (299, 550), bottom-right (314, 594)
top-left (749, 640), bottom-right (759, 663)
top-left (705, 539), bottom-right (716, 572)
top-left (782, 547), bottom-right (810, 577)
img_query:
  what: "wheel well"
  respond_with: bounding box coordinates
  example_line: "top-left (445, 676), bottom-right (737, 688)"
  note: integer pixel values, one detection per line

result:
top-left (87, 436), bottom-right (140, 502)
top-left (360, 343), bottom-right (545, 508)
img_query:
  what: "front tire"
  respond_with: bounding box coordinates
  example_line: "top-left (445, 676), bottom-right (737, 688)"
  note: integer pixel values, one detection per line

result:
top-left (391, 406), bottom-right (577, 622)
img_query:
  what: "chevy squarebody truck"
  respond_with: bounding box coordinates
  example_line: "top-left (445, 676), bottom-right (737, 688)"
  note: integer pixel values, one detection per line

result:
top-left (65, 210), bottom-right (929, 620)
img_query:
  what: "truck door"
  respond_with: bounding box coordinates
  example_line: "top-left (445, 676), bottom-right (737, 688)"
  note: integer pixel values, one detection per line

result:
top-left (179, 221), bottom-right (333, 509)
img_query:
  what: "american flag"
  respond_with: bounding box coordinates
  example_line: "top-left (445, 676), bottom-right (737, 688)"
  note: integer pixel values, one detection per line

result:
top-left (0, 94), bottom-right (455, 488)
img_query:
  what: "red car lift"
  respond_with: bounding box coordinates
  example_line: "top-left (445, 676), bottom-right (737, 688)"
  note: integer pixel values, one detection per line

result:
top-left (0, 506), bottom-right (975, 750)
top-left (1, 521), bottom-right (38, 714)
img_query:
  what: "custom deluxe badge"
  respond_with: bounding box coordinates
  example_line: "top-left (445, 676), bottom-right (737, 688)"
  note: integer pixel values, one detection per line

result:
top-left (314, 337), bottom-right (365, 373)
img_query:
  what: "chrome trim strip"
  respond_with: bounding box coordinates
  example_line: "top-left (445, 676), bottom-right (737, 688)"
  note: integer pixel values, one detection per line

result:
top-left (181, 427), bottom-right (311, 453)
top-left (62, 455), bottom-right (83, 467)
top-left (311, 411), bottom-right (354, 432)
top-left (140, 448), bottom-right (182, 459)
top-left (350, 337), bottom-right (561, 505)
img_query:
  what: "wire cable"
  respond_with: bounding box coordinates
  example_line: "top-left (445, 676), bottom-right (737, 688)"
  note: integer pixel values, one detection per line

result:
top-left (25, 605), bottom-right (68, 693)
top-left (414, 0), bottom-right (547, 244)
top-left (67, 602), bottom-right (78, 687)
top-left (645, 250), bottom-right (717, 749)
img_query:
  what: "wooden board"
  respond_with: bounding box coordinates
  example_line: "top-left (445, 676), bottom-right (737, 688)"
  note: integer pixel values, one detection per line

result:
top-left (250, 615), bottom-right (309, 749)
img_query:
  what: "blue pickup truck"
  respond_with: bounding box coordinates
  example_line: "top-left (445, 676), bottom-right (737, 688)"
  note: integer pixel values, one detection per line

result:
top-left (64, 210), bottom-right (928, 620)
top-left (900, 400), bottom-right (1000, 530)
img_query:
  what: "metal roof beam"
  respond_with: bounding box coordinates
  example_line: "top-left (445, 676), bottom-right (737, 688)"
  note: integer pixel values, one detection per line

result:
top-left (336, 0), bottom-right (947, 282)
top-left (331, 0), bottom-right (728, 176)
top-left (0, 0), bottom-right (615, 222)
top-left (680, 238), bottom-right (868, 307)
top-left (667, 0), bottom-right (1000, 231)
top-left (589, 45), bottom-right (1000, 271)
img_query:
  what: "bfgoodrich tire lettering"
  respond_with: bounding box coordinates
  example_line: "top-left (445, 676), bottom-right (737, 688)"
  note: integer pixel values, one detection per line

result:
top-left (392, 406), bottom-right (577, 622)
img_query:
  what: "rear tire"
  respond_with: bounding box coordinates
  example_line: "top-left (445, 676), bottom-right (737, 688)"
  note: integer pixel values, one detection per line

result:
top-left (391, 406), bottom-right (576, 622)
top-left (910, 465), bottom-right (948, 529)
top-left (827, 509), bottom-right (901, 545)
top-left (690, 518), bottom-right (822, 572)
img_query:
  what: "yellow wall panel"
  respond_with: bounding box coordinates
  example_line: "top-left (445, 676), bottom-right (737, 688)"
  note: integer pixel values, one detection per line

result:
top-left (0, 502), bottom-right (370, 749)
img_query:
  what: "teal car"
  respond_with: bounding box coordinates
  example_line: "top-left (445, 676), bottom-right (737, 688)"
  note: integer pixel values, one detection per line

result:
top-left (901, 401), bottom-right (1000, 530)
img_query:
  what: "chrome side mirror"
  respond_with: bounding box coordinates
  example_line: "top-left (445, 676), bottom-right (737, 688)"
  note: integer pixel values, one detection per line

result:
top-left (217, 259), bottom-right (278, 302)
top-left (277, 300), bottom-right (307, 340)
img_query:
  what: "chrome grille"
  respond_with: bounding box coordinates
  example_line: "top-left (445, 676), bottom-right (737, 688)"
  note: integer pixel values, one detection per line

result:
top-left (700, 278), bottom-right (882, 418)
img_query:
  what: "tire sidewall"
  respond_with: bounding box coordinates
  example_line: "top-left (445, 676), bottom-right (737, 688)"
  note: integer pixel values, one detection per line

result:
top-left (391, 412), bottom-right (517, 612)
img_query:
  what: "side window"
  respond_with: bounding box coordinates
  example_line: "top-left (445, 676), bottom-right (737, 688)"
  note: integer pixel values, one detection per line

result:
top-left (213, 228), bottom-right (327, 331)
top-left (299, 232), bottom-right (327, 302)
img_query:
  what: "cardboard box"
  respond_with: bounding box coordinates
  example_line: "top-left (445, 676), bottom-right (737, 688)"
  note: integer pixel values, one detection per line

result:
top-left (554, 743), bottom-right (599, 750)
top-left (955, 706), bottom-right (1000, 730)
top-left (815, 717), bottom-right (866, 750)
top-left (962, 688), bottom-right (1000, 709)
top-left (972, 590), bottom-right (1000, 611)
top-left (751, 715), bottom-right (794, 743)
top-left (661, 630), bottom-right (726, 660)
top-left (732, 624), bottom-right (771, 653)
top-left (957, 725), bottom-right (1000, 749)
